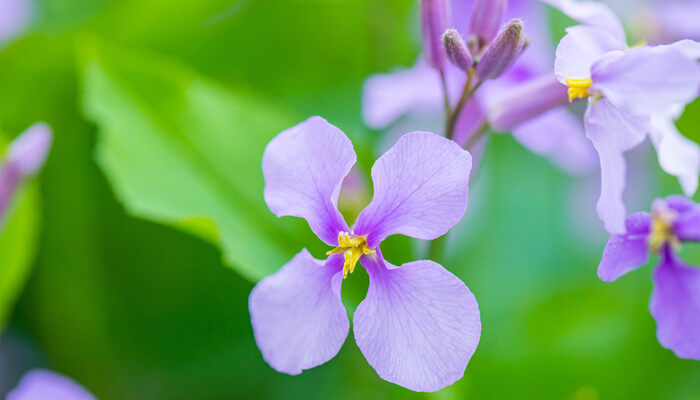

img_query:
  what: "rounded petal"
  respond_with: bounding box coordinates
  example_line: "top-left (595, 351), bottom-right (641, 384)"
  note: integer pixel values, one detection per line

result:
top-left (541, 0), bottom-right (626, 42)
top-left (249, 250), bottom-right (349, 374)
top-left (353, 132), bottom-right (471, 248)
top-left (649, 113), bottom-right (699, 197)
top-left (597, 212), bottom-right (651, 282)
top-left (584, 98), bottom-right (648, 234)
top-left (591, 46), bottom-right (700, 117)
top-left (554, 25), bottom-right (624, 83)
top-left (354, 255), bottom-right (481, 392)
top-left (674, 204), bottom-right (700, 242)
top-left (263, 116), bottom-right (354, 245)
top-left (650, 249), bottom-right (700, 360)
top-left (7, 369), bottom-right (95, 400)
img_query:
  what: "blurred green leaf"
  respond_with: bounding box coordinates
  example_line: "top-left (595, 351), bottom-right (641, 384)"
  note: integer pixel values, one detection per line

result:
top-left (79, 36), bottom-right (319, 281)
top-left (0, 181), bottom-right (40, 329)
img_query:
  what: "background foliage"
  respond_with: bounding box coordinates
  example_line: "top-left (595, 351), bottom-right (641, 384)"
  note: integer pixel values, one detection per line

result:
top-left (1, 0), bottom-right (698, 398)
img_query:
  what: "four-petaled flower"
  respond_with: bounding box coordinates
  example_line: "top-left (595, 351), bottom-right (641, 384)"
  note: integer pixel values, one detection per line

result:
top-left (249, 116), bottom-right (481, 392)
top-left (548, 0), bottom-right (700, 234)
top-left (598, 195), bottom-right (700, 359)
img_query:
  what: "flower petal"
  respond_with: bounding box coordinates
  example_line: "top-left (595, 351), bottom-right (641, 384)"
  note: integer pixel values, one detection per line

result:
top-left (649, 112), bottom-right (700, 197)
top-left (541, 0), bottom-right (626, 42)
top-left (591, 45), bottom-right (700, 117)
top-left (263, 116), bottom-right (354, 245)
top-left (353, 132), bottom-right (471, 248)
top-left (674, 204), bottom-right (700, 242)
top-left (353, 255), bottom-right (481, 392)
top-left (584, 98), bottom-right (648, 234)
top-left (249, 250), bottom-right (349, 374)
top-left (554, 25), bottom-right (624, 83)
top-left (650, 248), bottom-right (700, 360)
top-left (7, 369), bottom-right (95, 400)
top-left (597, 212), bottom-right (651, 282)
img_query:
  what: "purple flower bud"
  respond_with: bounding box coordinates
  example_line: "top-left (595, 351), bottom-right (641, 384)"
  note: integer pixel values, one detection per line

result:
top-left (0, 122), bottom-right (52, 222)
top-left (469, 0), bottom-right (507, 51)
top-left (475, 19), bottom-right (526, 82)
top-left (442, 29), bottom-right (473, 72)
top-left (488, 74), bottom-right (569, 131)
top-left (420, 0), bottom-right (451, 70)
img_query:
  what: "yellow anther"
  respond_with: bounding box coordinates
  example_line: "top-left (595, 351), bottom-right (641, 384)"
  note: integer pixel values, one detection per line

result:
top-left (565, 77), bottom-right (593, 102)
top-left (648, 206), bottom-right (681, 254)
top-left (326, 232), bottom-right (375, 278)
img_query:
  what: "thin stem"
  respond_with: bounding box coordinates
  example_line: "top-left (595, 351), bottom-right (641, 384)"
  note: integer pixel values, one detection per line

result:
top-left (445, 69), bottom-right (479, 140)
top-left (439, 70), bottom-right (451, 126)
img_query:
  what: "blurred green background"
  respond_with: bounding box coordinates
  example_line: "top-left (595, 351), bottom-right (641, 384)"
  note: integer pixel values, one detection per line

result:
top-left (1, 0), bottom-right (699, 398)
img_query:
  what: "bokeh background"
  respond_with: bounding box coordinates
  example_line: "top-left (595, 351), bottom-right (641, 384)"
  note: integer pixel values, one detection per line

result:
top-left (1, 0), bottom-right (699, 398)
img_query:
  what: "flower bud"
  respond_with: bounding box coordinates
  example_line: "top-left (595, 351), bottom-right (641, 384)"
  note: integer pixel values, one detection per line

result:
top-left (475, 19), bottom-right (526, 82)
top-left (420, 0), bottom-right (451, 70)
top-left (442, 29), bottom-right (473, 72)
top-left (469, 0), bottom-right (507, 52)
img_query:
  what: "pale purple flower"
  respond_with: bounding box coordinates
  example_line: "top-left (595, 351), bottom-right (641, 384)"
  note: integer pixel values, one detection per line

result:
top-left (0, 0), bottom-right (32, 43)
top-left (548, 0), bottom-right (700, 234)
top-left (420, 0), bottom-right (451, 70)
top-left (598, 195), bottom-right (700, 360)
top-left (7, 369), bottom-right (95, 400)
top-left (0, 122), bottom-right (52, 223)
top-left (249, 116), bottom-right (481, 392)
top-left (363, 0), bottom-right (597, 174)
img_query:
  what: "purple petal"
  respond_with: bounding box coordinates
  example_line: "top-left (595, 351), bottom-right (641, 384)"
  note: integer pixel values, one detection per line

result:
top-left (650, 247), bottom-right (700, 360)
top-left (649, 111), bottom-right (699, 197)
top-left (263, 116), bottom-right (353, 245)
top-left (597, 212), bottom-right (651, 282)
top-left (7, 369), bottom-right (95, 400)
top-left (452, 96), bottom-right (487, 148)
top-left (554, 25), bottom-right (624, 83)
top-left (654, 2), bottom-right (700, 43)
top-left (542, 0), bottom-right (626, 42)
top-left (0, 0), bottom-right (32, 42)
top-left (353, 132), bottom-right (471, 248)
top-left (674, 203), bottom-right (700, 242)
top-left (7, 122), bottom-right (52, 177)
top-left (584, 98), bottom-right (648, 234)
top-left (591, 46), bottom-right (700, 117)
top-left (420, 0), bottom-right (451, 70)
top-left (353, 255), bottom-right (481, 392)
top-left (656, 39), bottom-right (700, 60)
top-left (249, 250), bottom-right (349, 374)
top-left (511, 108), bottom-right (598, 175)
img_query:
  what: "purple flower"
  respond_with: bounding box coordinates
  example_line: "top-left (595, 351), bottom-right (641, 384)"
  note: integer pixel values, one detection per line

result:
top-left (7, 369), bottom-right (95, 400)
top-left (549, 0), bottom-right (700, 234)
top-left (249, 116), bottom-right (481, 392)
top-left (598, 196), bottom-right (700, 359)
top-left (0, 122), bottom-right (52, 223)
top-left (420, 0), bottom-right (451, 70)
top-left (0, 0), bottom-right (32, 43)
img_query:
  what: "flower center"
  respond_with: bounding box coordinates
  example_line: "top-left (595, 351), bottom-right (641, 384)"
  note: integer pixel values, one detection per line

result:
top-left (648, 206), bottom-right (680, 254)
top-left (327, 232), bottom-right (375, 279)
top-left (565, 77), bottom-right (593, 102)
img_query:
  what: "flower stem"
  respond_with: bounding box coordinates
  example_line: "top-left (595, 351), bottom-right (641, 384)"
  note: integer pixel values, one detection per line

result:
top-left (445, 69), bottom-right (479, 140)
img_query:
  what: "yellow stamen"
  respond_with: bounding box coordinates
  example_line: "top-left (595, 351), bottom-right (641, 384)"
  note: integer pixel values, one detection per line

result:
top-left (648, 206), bottom-right (681, 254)
top-left (326, 232), bottom-right (375, 278)
top-left (565, 77), bottom-right (593, 102)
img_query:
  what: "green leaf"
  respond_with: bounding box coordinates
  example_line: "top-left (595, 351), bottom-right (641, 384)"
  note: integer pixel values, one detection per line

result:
top-left (79, 37), bottom-right (320, 281)
top-left (0, 181), bottom-right (40, 329)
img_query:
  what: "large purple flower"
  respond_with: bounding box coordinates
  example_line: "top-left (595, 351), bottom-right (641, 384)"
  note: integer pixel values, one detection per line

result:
top-left (249, 116), bottom-right (481, 392)
top-left (6, 369), bottom-right (95, 400)
top-left (548, 0), bottom-right (700, 234)
top-left (598, 195), bottom-right (700, 359)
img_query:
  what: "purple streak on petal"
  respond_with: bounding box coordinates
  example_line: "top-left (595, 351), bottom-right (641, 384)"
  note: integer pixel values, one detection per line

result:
top-left (487, 74), bottom-right (569, 132)
top-left (591, 46), bottom-right (700, 117)
top-left (0, 0), bottom-right (32, 42)
top-left (597, 212), bottom-right (651, 282)
top-left (468, 0), bottom-right (507, 47)
top-left (7, 369), bottom-right (95, 400)
top-left (649, 112), bottom-right (699, 197)
top-left (249, 250), bottom-right (349, 374)
top-left (584, 98), bottom-right (648, 234)
top-left (421, 0), bottom-right (451, 70)
top-left (541, 0), bottom-right (626, 42)
top-left (263, 116), bottom-right (353, 245)
top-left (452, 96), bottom-right (486, 148)
top-left (353, 132), bottom-right (471, 248)
top-left (650, 246), bottom-right (700, 360)
top-left (512, 108), bottom-right (598, 175)
top-left (554, 25), bottom-right (624, 83)
top-left (353, 255), bottom-right (481, 392)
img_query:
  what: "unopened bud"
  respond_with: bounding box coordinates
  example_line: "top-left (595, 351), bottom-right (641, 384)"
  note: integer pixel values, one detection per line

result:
top-left (442, 29), bottom-right (473, 72)
top-left (420, 0), bottom-right (451, 70)
top-left (475, 19), bottom-right (526, 81)
top-left (469, 0), bottom-right (507, 52)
